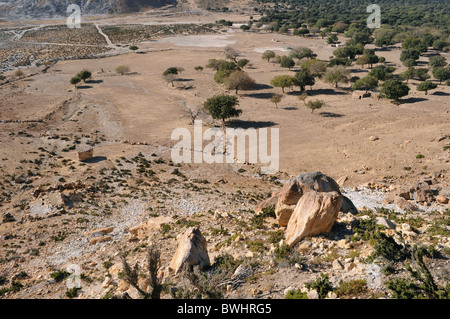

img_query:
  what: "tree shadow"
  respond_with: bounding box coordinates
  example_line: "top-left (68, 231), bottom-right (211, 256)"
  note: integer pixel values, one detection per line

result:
top-left (305, 88), bottom-right (347, 96)
top-left (398, 97), bottom-right (428, 104)
top-left (83, 156), bottom-right (107, 163)
top-left (243, 92), bottom-right (274, 99)
top-left (227, 119), bottom-right (278, 129)
top-left (283, 107), bottom-right (298, 110)
top-left (87, 79), bottom-right (103, 84)
top-left (253, 83), bottom-right (273, 90)
top-left (431, 91), bottom-right (449, 96)
top-left (175, 78), bottom-right (194, 82)
top-left (319, 112), bottom-right (344, 118)
top-left (77, 85), bottom-right (93, 89)
top-left (350, 68), bottom-right (370, 73)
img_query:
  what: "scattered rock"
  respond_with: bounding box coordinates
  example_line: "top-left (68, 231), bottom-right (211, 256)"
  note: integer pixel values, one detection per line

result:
top-left (285, 191), bottom-right (343, 247)
top-left (89, 236), bottom-right (112, 245)
top-left (375, 217), bottom-right (396, 229)
top-left (436, 195), bottom-right (449, 204)
top-left (78, 148), bottom-right (94, 162)
top-left (169, 227), bottom-right (210, 274)
top-left (274, 172), bottom-right (344, 226)
top-left (84, 227), bottom-right (114, 238)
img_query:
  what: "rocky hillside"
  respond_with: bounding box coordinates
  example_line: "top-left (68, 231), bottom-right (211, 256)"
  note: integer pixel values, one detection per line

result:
top-left (0, 0), bottom-right (177, 19)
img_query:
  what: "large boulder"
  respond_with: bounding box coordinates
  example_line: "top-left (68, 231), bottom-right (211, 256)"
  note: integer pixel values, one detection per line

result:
top-left (411, 182), bottom-right (434, 203)
top-left (169, 227), bottom-right (210, 274)
top-left (285, 191), bottom-right (343, 247)
top-left (275, 172), bottom-right (342, 226)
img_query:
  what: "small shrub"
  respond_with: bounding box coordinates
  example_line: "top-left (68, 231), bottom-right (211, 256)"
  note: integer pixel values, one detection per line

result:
top-left (285, 289), bottom-right (308, 299)
top-left (305, 274), bottom-right (334, 299)
top-left (335, 279), bottom-right (368, 298)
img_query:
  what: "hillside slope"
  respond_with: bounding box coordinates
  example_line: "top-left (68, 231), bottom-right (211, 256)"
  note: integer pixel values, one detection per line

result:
top-left (0, 0), bottom-right (177, 18)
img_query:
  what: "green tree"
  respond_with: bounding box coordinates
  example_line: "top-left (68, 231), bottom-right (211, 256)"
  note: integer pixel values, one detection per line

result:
top-left (270, 94), bottom-right (282, 108)
top-left (115, 65), bottom-right (130, 76)
top-left (306, 100), bottom-right (324, 114)
top-left (203, 95), bottom-right (242, 127)
top-left (428, 55), bottom-right (447, 68)
top-left (77, 70), bottom-right (92, 83)
top-left (327, 33), bottom-right (338, 44)
top-left (324, 65), bottom-right (350, 88)
top-left (278, 56), bottom-right (295, 70)
top-left (224, 70), bottom-right (256, 94)
top-left (270, 75), bottom-right (295, 93)
top-left (293, 69), bottom-right (315, 91)
top-left (352, 75), bottom-right (378, 92)
top-left (400, 67), bottom-right (415, 83)
top-left (380, 79), bottom-right (410, 101)
top-left (414, 68), bottom-right (430, 81)
top-left (432, 67), bottom-right (450, 84)
top-left (262, 50), bottom-right (276, 62)
top-left (417, 81), bottom-right (438, 95)
top-left (70, 76), bottom-right (81, 89)
top-left (369, 65), bottom-right (395, 81)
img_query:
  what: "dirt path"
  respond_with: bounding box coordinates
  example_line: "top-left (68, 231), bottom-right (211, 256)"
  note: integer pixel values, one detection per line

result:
top-left (95, 23), bottom-right (116, 49)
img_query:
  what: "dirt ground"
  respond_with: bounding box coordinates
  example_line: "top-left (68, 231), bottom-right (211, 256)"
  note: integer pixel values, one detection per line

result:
top-left (3, 24), bottom-right (448, 186)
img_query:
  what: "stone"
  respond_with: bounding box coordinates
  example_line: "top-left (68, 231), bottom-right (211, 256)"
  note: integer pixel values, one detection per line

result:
top-left (89, 236), bottom-right (112, 245)
top-left (369, 136), bottom-right (379, 141)
top-left (375, 217), bottom-right (396, 229)
top-left (254, 191), bottom-right (279, 214)
top-left (411, 182), bottom-right (434, 203)
top-left (129, 216), bottom-right (172, 240)
top-left (169, 227), bottom-right (210, 274)
top-left (78, 148), bottom-right (94, 162)
top-left (436, 195), bottom-right (449, 204)
top-left (307, 290), bottom-right (319, 299)
top-left (102, 276), bottom-right (112, 288)
top-left (332, 259), bottom-right (344, 270)
top-left (340, 195), bottom-right (358, 214)
top-left (393, 196), bottom-right (418, 211)
top-left (285, 191), bottom-right (343, 247)
top-left (84, 227), bottom-right (114, 238)
top-left (274, 172), bottom-right (343, 226)
top-left (275, 202), bottom-right (296, 227)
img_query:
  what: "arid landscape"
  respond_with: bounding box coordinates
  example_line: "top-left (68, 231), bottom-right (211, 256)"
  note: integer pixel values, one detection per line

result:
top-left (0, 0), bottom-right (449, 300)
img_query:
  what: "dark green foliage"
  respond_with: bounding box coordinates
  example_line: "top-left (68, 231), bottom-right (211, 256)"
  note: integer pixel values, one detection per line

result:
top-left (386, 245), bottom-right (449, 299)
top-left (293, 69), bottom-right (315, 91)
top-left (285, 289), bottom-right (308, 299)
top-left (65, 287), bottom-right (81, 299)
top-left (203, 94), bottom-right (242, 125)
top-left (305, 274), bottom-right (334, 299)
top-left (76, 70), bottom-right (92, 82)
top-left (417, 81), bottom-right (437, 95)
top-left (380, 79), bottom-right (410, 101)
top-left (50, 270), bottom-right (71, 283)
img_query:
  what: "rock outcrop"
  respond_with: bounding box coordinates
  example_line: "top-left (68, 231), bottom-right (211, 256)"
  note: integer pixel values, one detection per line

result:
top-left (169, 227), bottom-right (210, 274)
top-left (285, 191), bottom-right (343, 247)
top-left (274, 172), bottom-right (344, 226)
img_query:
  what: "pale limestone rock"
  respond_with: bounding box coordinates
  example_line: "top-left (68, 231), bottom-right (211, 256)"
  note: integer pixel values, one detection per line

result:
top-left (285, 191), bottom-right (343, 247)
top-left (169, 227), bottom-right (210, 274)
